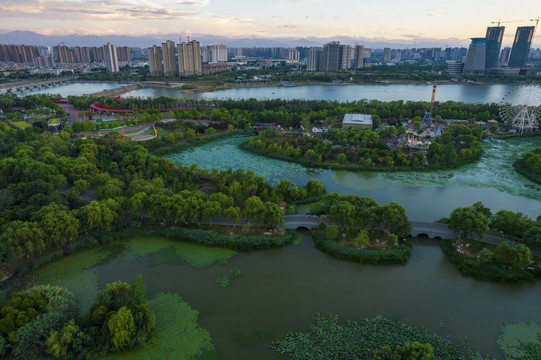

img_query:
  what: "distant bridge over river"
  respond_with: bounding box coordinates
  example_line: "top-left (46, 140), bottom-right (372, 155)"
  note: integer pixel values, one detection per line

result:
top-left (0, 76), bottom-right (79, 93)
top-left (282, 215), bottom-right (454, 238)
top-left (281, 215), bottom-right (541, 257)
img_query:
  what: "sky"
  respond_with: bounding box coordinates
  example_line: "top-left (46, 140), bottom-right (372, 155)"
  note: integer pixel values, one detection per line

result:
top-left (0, 0), bottom-right (541, 47)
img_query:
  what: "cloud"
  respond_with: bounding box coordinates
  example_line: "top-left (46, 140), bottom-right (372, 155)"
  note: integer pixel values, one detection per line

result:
top-left (425, 8), bottom-right (444, 16)
top-left (0, 0), bottom-right (200, 21)
top-left (177, 0), bottom-right (210, 6)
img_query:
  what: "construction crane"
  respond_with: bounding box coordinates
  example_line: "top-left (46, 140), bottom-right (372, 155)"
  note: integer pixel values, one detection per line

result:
top-left (491, 19), bottom-right (525, 27)
top-left (530, 17), bottom-right (540, 48)
top-left (422, 85), bottom-right (437, 128)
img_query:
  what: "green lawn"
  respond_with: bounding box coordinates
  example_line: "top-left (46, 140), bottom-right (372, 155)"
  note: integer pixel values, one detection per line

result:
top-left (11, 121), bottom-right (31, 129)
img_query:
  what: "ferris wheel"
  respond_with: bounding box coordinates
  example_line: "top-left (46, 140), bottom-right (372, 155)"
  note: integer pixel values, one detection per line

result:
top-left (499, 84), bottom-right (541, 133)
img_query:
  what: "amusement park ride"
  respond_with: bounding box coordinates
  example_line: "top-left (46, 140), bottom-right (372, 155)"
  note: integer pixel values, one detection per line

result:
top-left (499, 84), bottom-right (541, 134)
top-left (406, 85), bottom-right (438, 150)
top-left (422, 84), bottom-right (437, 128)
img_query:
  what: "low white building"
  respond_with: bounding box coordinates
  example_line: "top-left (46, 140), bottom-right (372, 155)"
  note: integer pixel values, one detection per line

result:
top-left (342, 114), bottom-right (373, 131)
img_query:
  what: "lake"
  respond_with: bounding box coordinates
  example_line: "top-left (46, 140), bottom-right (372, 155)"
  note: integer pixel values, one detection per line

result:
top-left (23, 82), bottom-right (518, 104)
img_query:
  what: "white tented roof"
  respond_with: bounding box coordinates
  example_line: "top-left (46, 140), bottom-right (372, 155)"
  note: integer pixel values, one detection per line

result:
top-left (342, 114), bottom-right (373, 125)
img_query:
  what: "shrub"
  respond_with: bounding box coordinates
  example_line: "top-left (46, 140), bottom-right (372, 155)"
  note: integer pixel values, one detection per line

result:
top-left (312, 230), bottom-right (412, 265)
top-left (439, 240), bottom-right (541, 283)
top-left (158, 227), bottom-right (300, 252)
top-left (327, 225), bottom-right (339, 241)
top-left (12, 285), bottom-right (78, 357)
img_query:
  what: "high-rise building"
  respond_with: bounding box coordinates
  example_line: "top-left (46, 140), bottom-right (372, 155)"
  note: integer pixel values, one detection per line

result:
top-left (178, 40), bottom-right (202, 76)
top-left (103, 43), bottom-right (119, 72)
top-left (148, 45), bottom-right (163, 76)
top-left (508, 26), bottom-right (535, 68)
top-left (210, 45), bottom-right (227, 62)
top-left (306, 48), bottom-right (321, 71)
top-left (432, 48), bottom-right (442, 62)
top-left (288, 49), bottom-right (300, 62)
top-left (499, 47), bottom-right (512, 65)
top-left (462, 38), bottom-right (486, 75)
top-left (72, 46), bottom-right (91, 63)
top-left (55, 45), bottom-right (75, 63)
top-left (362, 48), bottom-right (372, 68)
top-left (228, 47), bottom-right (243, 58)
top-left (383, 47), bottom-right (391, 62)
top-left (353, 45), bottom-right (365, 69)
top-left (446, 60), bottom-right (464, 76)
top-left (201, 47), bottom-right (211, 63)
top-left (116, 46), bottom-right (131, 62)
top-left (0, 44), bottom-right (39, 63)
top-left (321, 41), bottom-right (340, 72)
top-left (485, 26), bottom-right (505, 69)
top-left (90, 47), bottom-right (105, 62)
top-left (392, 49), bottom-right (402, 61)
top-left (338, 45), bottom-right (352, 70)
top-left (162, 40), bottom-right (177, 76)
top-left (130, 47), bottom-right (143, 59)
top-left (34, 56), bottom-right (54, 69)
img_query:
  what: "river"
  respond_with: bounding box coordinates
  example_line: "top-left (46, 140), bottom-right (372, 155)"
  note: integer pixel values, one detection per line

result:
top-left (23, 82), bottom-right (518, 104)
top-left (20, 82), bottom-right (125, 98)
top-left (164, 135), bottom-right (541, 222)
top-left (93, 237), bottom-right (540, 360)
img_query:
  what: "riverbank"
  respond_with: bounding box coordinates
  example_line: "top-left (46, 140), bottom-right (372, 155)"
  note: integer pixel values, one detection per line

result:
top-left (513, 158), bottom-right (541, 185)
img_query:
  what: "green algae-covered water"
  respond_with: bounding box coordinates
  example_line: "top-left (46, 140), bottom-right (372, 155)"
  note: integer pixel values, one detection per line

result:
top-left (164, 135), bottom-right (541, 222)
top-left (42, 236), bottom-right (539, 360)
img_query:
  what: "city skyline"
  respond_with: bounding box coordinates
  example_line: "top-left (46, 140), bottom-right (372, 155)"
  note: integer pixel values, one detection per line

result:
top-left (1, 0), bottom-right (541, 48)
